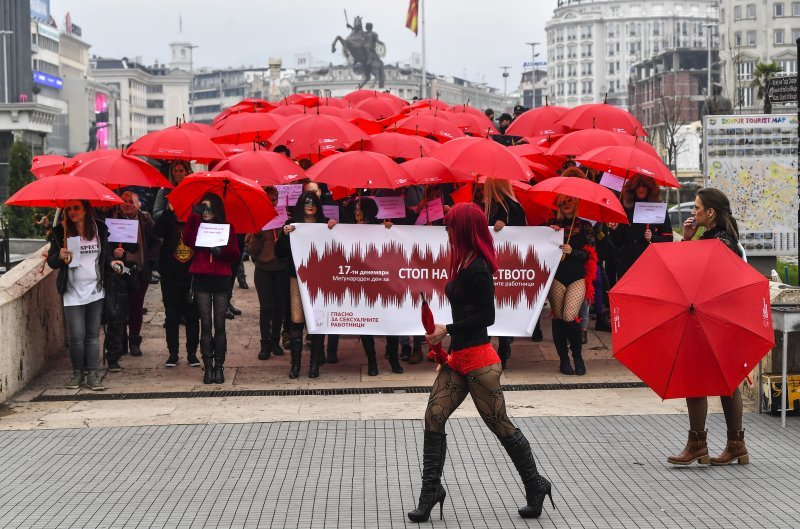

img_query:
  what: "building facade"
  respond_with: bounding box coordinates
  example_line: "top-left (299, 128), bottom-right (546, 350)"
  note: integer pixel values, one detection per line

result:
top-left (191, 67), bottom-right (270, 124)
top-left (546, 0), bottom-right (718, 109)
top-left (718, 0), bottom-right (799, 113)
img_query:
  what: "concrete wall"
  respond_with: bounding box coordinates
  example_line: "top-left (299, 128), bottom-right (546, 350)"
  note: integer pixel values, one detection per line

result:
top-left (0, 244), bottom-right (66, 402)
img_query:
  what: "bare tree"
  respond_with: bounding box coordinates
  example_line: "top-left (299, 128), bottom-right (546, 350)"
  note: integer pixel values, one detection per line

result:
top-left (654, 94), bottom-right (689, 173)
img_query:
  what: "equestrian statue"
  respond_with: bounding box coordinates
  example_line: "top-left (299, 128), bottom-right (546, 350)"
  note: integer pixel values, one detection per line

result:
top-left (331, 14), bottom-right (386, 89)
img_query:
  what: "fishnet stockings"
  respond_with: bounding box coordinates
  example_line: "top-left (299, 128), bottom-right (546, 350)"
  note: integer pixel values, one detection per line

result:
top-left (548, 279), bottom-right (586, 321)
top-left (289, 277), bottom-right (304, 324)
top-left (424, 363), bottom-right (519, 439)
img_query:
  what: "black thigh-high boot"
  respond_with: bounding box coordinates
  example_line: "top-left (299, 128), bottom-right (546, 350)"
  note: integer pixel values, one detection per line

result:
top-left (288, 336), bottom-right (302, 379)
top-left (363, 336), bottom-right (378, 376)
top-left (551, 319), bottom-right (573, 375)
top-left (565, 321), bottom-right (586, 375)
top-left (326, 334), bottom-right (339, 364)
top-left (408, 430), bottom-right (447, 523)
top-left (498, 337), bottom-right (512, 369)
top-left (309, 334), bottom-right (324, 378)
top-left (386, 336), bottom-right (404, 374)
top-left (501, 431), bottom-right (555, 518)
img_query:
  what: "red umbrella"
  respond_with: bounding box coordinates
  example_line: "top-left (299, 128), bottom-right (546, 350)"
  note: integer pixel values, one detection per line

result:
top-left (30, 154), bottom-right (71, 178)
top-left (351, 117), bottom-right (385, 135)
top-left (210, 112), bottom-right (287, 144)
top-left (421, 294), bottom-right (448, 364)
top-left (179, 122), bottom-right (216, 135)
top-left (401, 157), bottom-right (472, 185)
top-left (576, 145), bottom-right (680, 188)
top-left (126, 126), bottom-right (226, 163)
top-left (410, 98), bottom-right (450, 111)
top-left (610, 239), bottom-right (774, 399)
top-left (306, 151), bottom-right (411, 189)
top-left (317, 97), bottom-right (348, 108)
top-left (69, 149), bottom-right (118, 169)
top-left (343, 89), bottom-right (406, 107)
top-left (267, 114), bottom-right (367, 162)
top-left (214, 151), bottom-right (306, 185)
top-left (351, 133), bottom-right (439, 160)
top-left (392, 114), bottom-right (465, 143)
top-left (445, 112), bottom-right (499, 136)
top-left (229, 98), bottom-right (276, 112)
top-left (506, 106), bottom-right (570, 137)
top-left (528, 176), bottom-right (628, 224)
top-left (356, 97), bottom-right (407, 120)
top-left (279, 93), bottom-right (319, 108)
top-left (448, 103), bottom-right (489, 119)
top-left (5, 175), bottom-right (123, 208)
top-left (269, 104), bottom-right (309, 117)
top-left (70, 152), bottom-right (173, 190)
top-left (428, 137), bottom-right (533, 181)
top-left (547, 129), bottom-right (659, 158)
top-left (166, 171), bottom-right (277, 233)
top-left (556, 103), bottom-right (647, 136)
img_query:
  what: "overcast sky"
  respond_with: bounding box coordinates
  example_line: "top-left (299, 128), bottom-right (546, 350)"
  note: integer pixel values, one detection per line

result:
top-left (50, 0), bottom-right (555, 94)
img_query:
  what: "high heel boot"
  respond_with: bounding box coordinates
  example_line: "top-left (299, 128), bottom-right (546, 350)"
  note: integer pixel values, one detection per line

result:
top-left (498, 337), bottom-right (512, 369)
top-left (501, 431), bottom-right (555, 518)
top-left (565, 321), bottom-right (586, 375)
top-left (408, 430), bottom-right (447, 523)
top-left (386, 337), bottom-right (404, 374)
top-left (667, 430), bottom-right (709, 465)
top-left (552, 320), bottom-right (573, 375)
top-left (710, 430), bottom-right (749, 465)
top-left (203, 357), bottom-right (214, 384)
top-left (288, 337), bottom-right (302, 379)
top-left (363, 336), bottom-right (379, 376)
top-left (309, 335), bottom-right (324, 378)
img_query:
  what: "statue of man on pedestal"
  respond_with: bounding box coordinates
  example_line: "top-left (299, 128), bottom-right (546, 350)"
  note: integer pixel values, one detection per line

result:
top-left (703, 83), bottom-right (733, 116)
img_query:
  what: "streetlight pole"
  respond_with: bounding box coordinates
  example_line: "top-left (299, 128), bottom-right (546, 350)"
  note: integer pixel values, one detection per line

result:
top-left (703, 23), bottom-right (714, 96)
top-left (0, 30), bottom-right (14, 104)
top-left (525, 42), bottom-right (541, 108)
top-left (500, 66), bottom-right (511, 102)
top-left (187, 44), bottom-right (199, 120)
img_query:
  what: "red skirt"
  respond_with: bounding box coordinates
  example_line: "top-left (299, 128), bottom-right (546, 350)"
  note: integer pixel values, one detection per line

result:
top-left (447, 343), bottom-right (501, 376)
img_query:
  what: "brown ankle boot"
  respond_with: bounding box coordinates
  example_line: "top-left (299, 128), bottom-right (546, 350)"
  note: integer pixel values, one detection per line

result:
top-left (667, 430), bottom-right (709, 465)
top-left (710, 430), bottom-right (748, 465)
top-left (407, 344), bottom-right (424, 365)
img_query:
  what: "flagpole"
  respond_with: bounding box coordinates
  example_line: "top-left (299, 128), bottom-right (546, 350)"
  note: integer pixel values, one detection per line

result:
top-left (420, 0), bottom-right (427, 99)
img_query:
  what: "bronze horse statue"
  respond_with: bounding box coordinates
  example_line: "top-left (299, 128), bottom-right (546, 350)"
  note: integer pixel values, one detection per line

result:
top-left (332, 16), bottom-right (386, 89)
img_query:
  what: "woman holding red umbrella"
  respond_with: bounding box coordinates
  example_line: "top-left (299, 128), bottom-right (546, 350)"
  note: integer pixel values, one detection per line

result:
top-left (183, 193), bottom-right (241, 384)
top-left (47, 200), bottom-right (125, 391)
top-left (547, 195), bottom-right (596, 376)
top-left (668, 188), bottom-right (748, 466)
top-left (409, 203), bottom-right (554, 523)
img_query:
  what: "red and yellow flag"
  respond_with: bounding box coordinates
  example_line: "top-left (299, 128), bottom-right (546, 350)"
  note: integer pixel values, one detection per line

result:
top-left (406, 0), bottom-right (419, 35)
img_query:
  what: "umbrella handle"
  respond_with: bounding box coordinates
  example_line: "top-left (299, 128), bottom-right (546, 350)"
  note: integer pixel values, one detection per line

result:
top-left (561, 207), bottom-right (579, 262)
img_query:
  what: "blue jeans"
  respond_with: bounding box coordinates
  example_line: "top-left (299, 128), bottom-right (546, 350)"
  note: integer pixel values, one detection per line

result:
top-left (64, 299), bottom-right (104, 372)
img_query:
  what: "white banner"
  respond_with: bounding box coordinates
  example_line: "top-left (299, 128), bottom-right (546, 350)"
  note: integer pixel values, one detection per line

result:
top-left (288, 224), bottom-right (562, 336)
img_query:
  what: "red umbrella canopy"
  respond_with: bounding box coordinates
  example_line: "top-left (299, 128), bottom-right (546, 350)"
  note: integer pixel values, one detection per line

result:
top-left (317, 97), bottom-right (348, 108)
top-left (210, 112), bottom-right (287, 145)
top-left (126, 126), bottom-right (226, 163)
top-left (528, 176), bottom-right (628, 224)
top-left (267, 114), bottom-right (367, 162)
top-left (392, 114), bottom-right (465, 143)
top-left (214, 150), bottom-right (307, 185)
top-left (70, 152), bottom-right (173, 190)
top-left (547, 129), bottom-right (659, 158)
top-left (576, 145), bottom-right (680, 188)
top-left (409, 98), bottom-right (450, 111)
top-left (166, 171), bottom-right (277, 234)
top-left (5, 175), bottom-right (123, 208)
top-left (269, 104), bottom-right (308, 117)
top-left (556, 103), bottom-right (647, 136)
top-left (428, 137), bottom-right (533, 181)
top-left (278, 93), bottom-right (320, 108)
top-left (506, 106), bottom-right (570, 137)
top-left (401, 157), bottom-right (472, 185)
top-left (355, 97), bottom-right (407, 120)
top-left (448, 103), bottom-right (490, 119)
top-left (306, 150), bottom-right (412, 189)
top-left (30, 154), bottom-right (71, 178)
top-left (610, 239), bottom-right (774, 399)
top-left (351, 133), bottom-right (439, 160)
top-left (229, 98), bottom-right (276, 112)
top-left (179, 122), bottom-right (216, 135)
top-left (343, 89), bottom-right (406, 107)
top-left (445, 111), bottom-right (499, 136)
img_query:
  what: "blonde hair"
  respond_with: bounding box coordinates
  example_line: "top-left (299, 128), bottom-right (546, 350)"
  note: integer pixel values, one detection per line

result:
top-left (483, 177), bottom-right (518, 220)
top-left (555, 193), bottom-right (580, 221)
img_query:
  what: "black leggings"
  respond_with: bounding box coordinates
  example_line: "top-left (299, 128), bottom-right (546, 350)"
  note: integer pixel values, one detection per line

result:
top-left (425, 363), bottom-right (519, 439)
top-left (196, 289), bottom-right (231, 362)
top-left (254, 267), bottom-right (290, 346)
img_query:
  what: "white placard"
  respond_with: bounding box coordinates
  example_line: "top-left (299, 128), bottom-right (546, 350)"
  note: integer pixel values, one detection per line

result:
top-left (632, 202), bottom-right (668, 224)
top-left (66, 236), bottom-right (81, 268)
top-left (371, 196), bottom-right (407, 219)
top-left (414, 198), bottom-right (445, 225)
top-left (262, 207), bottom-right (289, 230)
top-left (322, 205), bottom-right (340, 221)
top-left (195, 223), bottom-right (231, 248)
top-left (599, 172), bottom-right (625, 192)
top-left (106, 218), bottom-right (139, 243)
top-left (276, 184), bottom-right (303, 207)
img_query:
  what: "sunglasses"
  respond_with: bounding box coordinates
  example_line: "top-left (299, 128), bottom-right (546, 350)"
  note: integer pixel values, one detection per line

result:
top-left (303, 198), bottom-right (316, 208)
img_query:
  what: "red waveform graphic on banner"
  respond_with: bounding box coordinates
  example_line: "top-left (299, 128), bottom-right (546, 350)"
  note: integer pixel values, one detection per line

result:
top-left (297, 239), bottom-right (552, 310)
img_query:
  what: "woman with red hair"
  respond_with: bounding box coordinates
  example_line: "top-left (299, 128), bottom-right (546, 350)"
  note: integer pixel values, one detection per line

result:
top-left (408, 203), bottom-right (554, 523)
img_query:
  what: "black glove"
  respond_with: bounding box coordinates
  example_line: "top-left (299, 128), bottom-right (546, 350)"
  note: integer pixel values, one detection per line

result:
top-left (210, 246), bottom-right (222, 257)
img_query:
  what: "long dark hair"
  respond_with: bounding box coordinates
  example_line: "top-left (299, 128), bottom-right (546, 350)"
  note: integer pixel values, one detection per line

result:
top-left (621, 174), bottom-right (659, 208)
top-left (200, 192), bottom-right (226, 223)
top-left (64, 200), bottom-right (97, 240)
top-left (293, 191), bottom-right (326, 223)
top-left (697, 187), bottom-right (739, 242)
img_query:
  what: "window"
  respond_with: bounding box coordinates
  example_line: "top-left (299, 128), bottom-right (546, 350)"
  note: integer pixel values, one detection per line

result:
top-left (737, 61), bottom-right (755, 81)
top-left (747, 30), bottom-right (757, 45)
top-left (146, 116), bottom-right (164, 125)
top-left (146, 85), bottom-right (163, 94)
top-left (568, 63), bottom-right (577, 76)
top-left (146, 100), bottom-right (164, 109)
top-left (775, 29), bottom-right (786, 44)
top-left (779, 59), bottom-right (796, 76)
top-left (775, 3), bottom-right (785, 16)
top-left (581, 25), bottom-right (592, 39)
top-left (582, 63), bottom-right (593, 76)
top-left (746, 4), bottom-right (756, 18)
top-left (794, 2), bottom-right (800, 16)
top-left (558, 82), bottom-right (565, 96)
top-left (608, 62), bottom-right (616, 75)
top-left (793, 29), bottom-right (800, 41)
top-left (580, 43), bottom-right (593, 57)
top-left (568, 45), bottom-right (577, 59)
top-left (567, 27), bottom-right (577, 40)
top-left (734, 31), bottom-right (742, 46)
top-left (556, 64), bottom-right (564, 78)
top-left (568, 81), bottom-right (577, 95)
top-left (581, 80), bottom-right (593, 94)
top-left (734, 5), bottom-right (742, 19)
top-left (737, 87), bottom-right (753, 108)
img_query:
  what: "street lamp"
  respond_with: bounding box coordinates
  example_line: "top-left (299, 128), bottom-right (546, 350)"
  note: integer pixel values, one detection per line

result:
top-left (525, 42), bottom-right (541, 108)
top-left (500, 66), bottom-right (511, 100)
top-left (0, 30), bottom-right (14, 104)
top-left (187, 44), bottom-right (199, 120)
